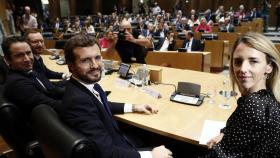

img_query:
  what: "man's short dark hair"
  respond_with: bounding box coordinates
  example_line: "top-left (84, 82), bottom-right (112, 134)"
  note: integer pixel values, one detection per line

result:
top-left (23, 29), bottom-right (42, 41)
top-left (2, 36), bottom-right (26, 60)
top-left (64, 35), bottom-right (100, 64)
top-left (187, 31), bottom-right (194, 37)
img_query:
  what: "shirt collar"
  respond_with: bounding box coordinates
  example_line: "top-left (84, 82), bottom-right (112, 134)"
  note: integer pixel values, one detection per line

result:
top-left (34, 54), bottom-right (41, 60)
top-left (72, 76), bottom-right (96, 93)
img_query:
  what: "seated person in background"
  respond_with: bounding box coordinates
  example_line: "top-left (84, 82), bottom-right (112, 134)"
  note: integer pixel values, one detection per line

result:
top-left (182, 31), bottom-right (202, 52)
top-left (2, 36), bottom-right (62, 119)
top-left (188, 14), bottom-right (200, 28)
top-left (59, 34), bottom-right (173, 158)
top-left (71, 20), bottom-right (82, 34)
top-left (205, 32), bottom-right (280, 157)
top-left (176, 17), bottom-right (191, 31)
top-left (62, 19), bottom-right (73, 33)
top-left (115, 20), bottom-right (152, 64)
top-left (155, 31), bottom-right (176, 51)
top-left (24, 29), bottom-right (71, 83)
top-left (53, 17), bottom-right (61, 33)
top-left (98, 29), bottom-right (114, 49)
top-left (98, 29), bottom-right (117, 54)
top-left (195, 17), bottom-right (212, 33)
top-left (219, 17), bottom-right (234, 32)
top-left (141, 22), bottom-right (155, 38)
top-left (154, 22), bottom-right (168, 38)
top-left (84, 19), bottom-right (95, 34)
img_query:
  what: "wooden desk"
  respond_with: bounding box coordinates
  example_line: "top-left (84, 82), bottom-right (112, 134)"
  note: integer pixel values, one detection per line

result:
top-left (146, 51), bottom-right (211, 72)
top-left (42, 55), bottom-right (237, 146)
top-left (101, 50), bottom-right (211, 72)
top-left (204, 40), bottom-right (229, 71)
top-left (218, 32), bottom-right (238, 53)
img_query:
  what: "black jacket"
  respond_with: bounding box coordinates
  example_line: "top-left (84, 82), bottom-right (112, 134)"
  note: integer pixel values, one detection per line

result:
top-left (57, 78), bottom-right (140, 158)
top-left (4, 70), bottom-right (63, 118)
top-left (182, 39), bottom-right (203, 51)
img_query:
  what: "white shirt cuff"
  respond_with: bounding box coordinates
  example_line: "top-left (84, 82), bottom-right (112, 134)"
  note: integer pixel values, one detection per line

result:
top-left (62, 73), bottom-right (66, 79)
top-left (124, 103), bottom-right (133, 113)
top-left (139, 151), bottom-right (152, 158)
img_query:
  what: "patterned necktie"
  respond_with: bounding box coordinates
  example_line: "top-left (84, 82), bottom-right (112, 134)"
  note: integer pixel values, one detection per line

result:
top-left (93, 83), bottom-right (112, 116)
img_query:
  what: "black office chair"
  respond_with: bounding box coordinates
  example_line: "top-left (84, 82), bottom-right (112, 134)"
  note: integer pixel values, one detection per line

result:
top-left (0, 102), bottom-right (43, 158)
top-left (31, 104), bottom-right (95, 158)
top-left (0, 84), bottom-right (42, 158)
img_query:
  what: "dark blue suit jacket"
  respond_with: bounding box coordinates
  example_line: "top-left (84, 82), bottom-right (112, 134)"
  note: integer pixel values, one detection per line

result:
top-left (4, 70), bottom-right (62, 118)
top-left (33, 56), bottom-right (63, 80)
top-left (182, 39), bottom-right (203, 51)
top-left (57, 78), bottom-right (140, 158)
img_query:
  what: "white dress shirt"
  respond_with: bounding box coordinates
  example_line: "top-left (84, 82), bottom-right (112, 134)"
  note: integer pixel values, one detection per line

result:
top-left (185, 38), bottom-right (193, 52)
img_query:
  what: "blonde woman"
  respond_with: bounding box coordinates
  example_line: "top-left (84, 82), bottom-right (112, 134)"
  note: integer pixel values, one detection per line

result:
top-left (205, 32), bottom-right (280, 157)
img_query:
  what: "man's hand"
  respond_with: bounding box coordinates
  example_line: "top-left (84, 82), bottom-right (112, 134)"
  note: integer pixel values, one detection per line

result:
top-left (132, 104), bottom-right (158, 114)
top-left (151, 145), bottom-right (173, 158)
top-left (207, 133), bottom-right (224, 149)
top-left (125, 32), bottom-right (136, 43)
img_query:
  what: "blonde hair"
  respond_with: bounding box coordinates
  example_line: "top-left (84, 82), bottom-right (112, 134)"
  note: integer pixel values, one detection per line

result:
top-left (229, 32), bottom-right (280, 102)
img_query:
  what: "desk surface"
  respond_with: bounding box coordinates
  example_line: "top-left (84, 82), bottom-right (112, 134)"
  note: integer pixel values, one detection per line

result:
top-left (42, 55), bottom-right (237, 146)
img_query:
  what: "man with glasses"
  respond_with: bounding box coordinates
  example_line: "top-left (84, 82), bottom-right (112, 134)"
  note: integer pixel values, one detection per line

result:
top-left (24, 29), bottom-right (70, 84)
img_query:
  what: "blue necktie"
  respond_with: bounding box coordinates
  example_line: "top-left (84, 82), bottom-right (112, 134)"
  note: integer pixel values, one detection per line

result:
top-left (93, 83), bottom-right (112, 116)
top-left (93, 83), bottom-right (136, 149)
top-left (93, 83), bottom-right (136, 150)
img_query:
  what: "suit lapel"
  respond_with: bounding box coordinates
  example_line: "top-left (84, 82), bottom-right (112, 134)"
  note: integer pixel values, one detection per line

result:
top-left (70, 78), bottom-right (113, 119)
top-left (70, 78), bottom-right (136, 149)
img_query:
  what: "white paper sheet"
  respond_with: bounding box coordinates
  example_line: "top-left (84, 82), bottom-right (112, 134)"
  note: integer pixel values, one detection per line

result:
top-left (199, 120), bottom-right (226, 145)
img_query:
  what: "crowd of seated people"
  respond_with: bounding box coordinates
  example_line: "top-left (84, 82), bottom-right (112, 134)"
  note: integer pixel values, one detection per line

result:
top-left (37, 3), bottom-right (264, 55)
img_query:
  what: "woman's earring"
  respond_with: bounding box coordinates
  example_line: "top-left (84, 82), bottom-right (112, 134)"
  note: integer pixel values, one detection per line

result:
top-left (264, 73), bottom-right (271, 80)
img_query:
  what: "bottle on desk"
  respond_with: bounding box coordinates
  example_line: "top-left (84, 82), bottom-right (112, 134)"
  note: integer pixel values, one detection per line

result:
top-left (140, 64), bottom-right (149, 87)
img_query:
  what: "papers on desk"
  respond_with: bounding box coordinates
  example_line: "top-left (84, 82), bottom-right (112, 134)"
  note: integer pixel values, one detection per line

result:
top-left (199, 120), bottom-right (226, 145)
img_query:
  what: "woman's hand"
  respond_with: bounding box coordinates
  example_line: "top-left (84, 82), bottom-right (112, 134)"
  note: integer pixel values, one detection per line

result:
top-left (207, 133), bottom-right (224, 149)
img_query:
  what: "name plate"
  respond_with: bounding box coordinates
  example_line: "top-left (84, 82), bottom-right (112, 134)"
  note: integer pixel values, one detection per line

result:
top-left (115, 79), bottom-right (130, 88)
top-left (142, 87), bottom-right (161, 99)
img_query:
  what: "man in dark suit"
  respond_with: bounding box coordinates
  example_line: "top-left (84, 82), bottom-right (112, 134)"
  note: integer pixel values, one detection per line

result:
top-left (2, 36), bottom-right (62, 118)
top-left (219, 17), bottom-right (235, 32)
top-left (155, 31), bottom-right (176, 51)
top-left (182, 31), bottom-right (202, 52)
top-left (24, 29), bottom-right (71, 81)
top-left (59, 34), bottom-right (172, 158)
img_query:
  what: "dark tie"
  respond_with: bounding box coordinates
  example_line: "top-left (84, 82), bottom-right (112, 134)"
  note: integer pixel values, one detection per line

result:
top-left (93, 83), bottom-right (112, 116)
top-left (37, 57), bottom-right (46, 71)
top-left (93, 83), bottom-right (136, 149)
